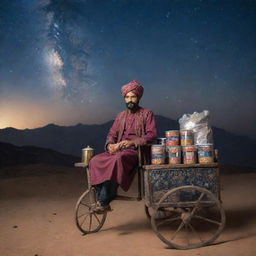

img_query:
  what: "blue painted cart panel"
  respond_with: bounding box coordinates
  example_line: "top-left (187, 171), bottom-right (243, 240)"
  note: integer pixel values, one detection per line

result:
top-left (144, 168), bottom-right (219, 204)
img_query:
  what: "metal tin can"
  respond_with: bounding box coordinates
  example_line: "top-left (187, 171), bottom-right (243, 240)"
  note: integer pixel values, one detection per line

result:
top-left (151, 144), bottom-right (165, 165)
top-left (180, 130), bottom-right (193, 146)
top-left (167, 145), bottom-right (181, 164)
top-left (182, 145), bottom-right (197, 164)
top-left (197, 144), bottom-right (214, 163)
top-left (81, 145), bottom-right (94, 164)
top-left (165, 130), bottom-right (180, 146)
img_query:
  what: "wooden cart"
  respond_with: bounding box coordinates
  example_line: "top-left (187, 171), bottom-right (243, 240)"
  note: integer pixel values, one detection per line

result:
top-left (74, 148), bottom-right (225, 250)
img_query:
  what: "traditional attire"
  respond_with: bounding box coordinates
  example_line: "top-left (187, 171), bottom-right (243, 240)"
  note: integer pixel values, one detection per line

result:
top-left (89, 80), bottom-right (157, 207)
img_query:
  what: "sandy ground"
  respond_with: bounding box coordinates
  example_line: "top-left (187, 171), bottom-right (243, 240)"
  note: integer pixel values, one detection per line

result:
top-left (0, 165), bottom-right (256, 256)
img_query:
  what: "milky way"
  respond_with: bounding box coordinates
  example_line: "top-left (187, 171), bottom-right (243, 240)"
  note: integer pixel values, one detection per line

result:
top-left (0, 0), bottom-right (256, 139)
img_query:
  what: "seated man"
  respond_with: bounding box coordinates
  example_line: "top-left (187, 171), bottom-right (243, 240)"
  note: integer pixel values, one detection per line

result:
top-left (89, 80), bottom-right (157, 213)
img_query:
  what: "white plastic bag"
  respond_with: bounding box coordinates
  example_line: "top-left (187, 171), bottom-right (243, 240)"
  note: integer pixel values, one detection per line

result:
top-left (178, 110), bottom-right (213, 145)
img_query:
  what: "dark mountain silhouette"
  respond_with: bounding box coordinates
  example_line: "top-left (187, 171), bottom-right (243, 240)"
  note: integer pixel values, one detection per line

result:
top-left (0, 115), bottom-right (255, 168)
top-left (0, 141), bottom-right (79, 168)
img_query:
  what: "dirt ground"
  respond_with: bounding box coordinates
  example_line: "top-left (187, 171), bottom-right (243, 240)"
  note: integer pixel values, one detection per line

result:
top-left (0, 165), bottom-right (256, 256)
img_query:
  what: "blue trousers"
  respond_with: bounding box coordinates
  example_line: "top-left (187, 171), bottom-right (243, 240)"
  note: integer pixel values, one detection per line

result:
top-left (95, 180), bottom-right (119, 206)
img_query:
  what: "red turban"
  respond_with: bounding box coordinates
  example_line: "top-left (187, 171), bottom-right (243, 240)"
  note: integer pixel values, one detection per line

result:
top-left (121, 80), bottom-right (144, 98)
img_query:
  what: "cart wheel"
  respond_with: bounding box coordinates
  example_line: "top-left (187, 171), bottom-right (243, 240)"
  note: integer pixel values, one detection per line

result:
top-left (75, 187), bottom-right (107, 234)
top-left (151, 186), bottom-right (225, 249)
top-left (145, 205), bottom-right (173, 220)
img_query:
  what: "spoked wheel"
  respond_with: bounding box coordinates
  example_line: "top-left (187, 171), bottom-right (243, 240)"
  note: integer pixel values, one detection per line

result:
top-left (145, 205), bottom-right (173, 220)
top-left (151, 186), bottom-right (225, 249)
top-left (75, 187), bottom-right (107, 234)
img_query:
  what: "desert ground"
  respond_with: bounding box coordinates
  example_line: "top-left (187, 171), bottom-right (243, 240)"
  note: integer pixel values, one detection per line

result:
top-left (0, 164), bottom-right (256, 256)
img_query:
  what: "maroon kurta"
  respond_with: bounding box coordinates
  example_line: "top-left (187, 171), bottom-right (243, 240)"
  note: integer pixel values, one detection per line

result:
top-left (89, 107), bottom-right (157, 191)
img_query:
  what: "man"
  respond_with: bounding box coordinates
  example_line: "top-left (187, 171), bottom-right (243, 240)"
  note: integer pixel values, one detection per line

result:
top-left (89, 80), bottom-right (157, 213)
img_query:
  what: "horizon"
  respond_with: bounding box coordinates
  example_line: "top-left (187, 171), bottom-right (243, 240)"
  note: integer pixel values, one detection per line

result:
top-left (1, 113), bottom-right (255, 141)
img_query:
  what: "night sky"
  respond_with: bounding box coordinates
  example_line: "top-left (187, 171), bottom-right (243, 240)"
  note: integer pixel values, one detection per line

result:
top-left (0, 0), bottom-right (256, 139)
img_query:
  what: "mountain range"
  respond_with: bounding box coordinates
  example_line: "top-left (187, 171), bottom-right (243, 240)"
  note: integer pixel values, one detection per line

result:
top-left (0, 115), bottom-right (255, 168)
top-left (0, 141), bottom-right (79, 168)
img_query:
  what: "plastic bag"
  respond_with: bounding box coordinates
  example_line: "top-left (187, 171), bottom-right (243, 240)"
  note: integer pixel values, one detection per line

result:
top-left (178, 110), bottom-right (213, 145)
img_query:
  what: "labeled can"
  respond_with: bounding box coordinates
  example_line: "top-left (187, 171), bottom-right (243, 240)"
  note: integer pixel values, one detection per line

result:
top-left (165, 130), bottom-right (180, 146)
top-left (151, 144), bottom-right (165, 165)
top-left (167, 145), bottom-right (181, 164)
top-left (180, 130), bottom-right (193, 146)
top-left (81, 145), bottom-right (94, 164)
top-left (197, 144), bottom-right (214, 163)
top-left (157, 137), bottom-right (166, 145)
top-left (182, 145), bottom-right (197, 164)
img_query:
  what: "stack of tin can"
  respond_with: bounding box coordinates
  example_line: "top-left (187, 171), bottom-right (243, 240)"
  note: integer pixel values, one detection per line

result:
top-left (151, 130), bottom-right (215, 165)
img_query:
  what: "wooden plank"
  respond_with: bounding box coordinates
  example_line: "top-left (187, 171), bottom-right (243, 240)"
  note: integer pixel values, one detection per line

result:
top-left (74, 162), bottom-right (88, 168)
top-left (142, 162), bottom-right (218, 170)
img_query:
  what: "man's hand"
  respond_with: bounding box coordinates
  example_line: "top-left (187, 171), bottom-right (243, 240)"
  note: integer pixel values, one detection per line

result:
top-left (107, 143), bottom-right (120, 154)
top-left (108, 140), bottom-right (135, 153)
top-left (118, 140), bottom-right (135, 149)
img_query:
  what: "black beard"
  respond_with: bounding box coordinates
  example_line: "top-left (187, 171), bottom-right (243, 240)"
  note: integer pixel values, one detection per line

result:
top-left (126, 101), bottom-right (139, 110)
